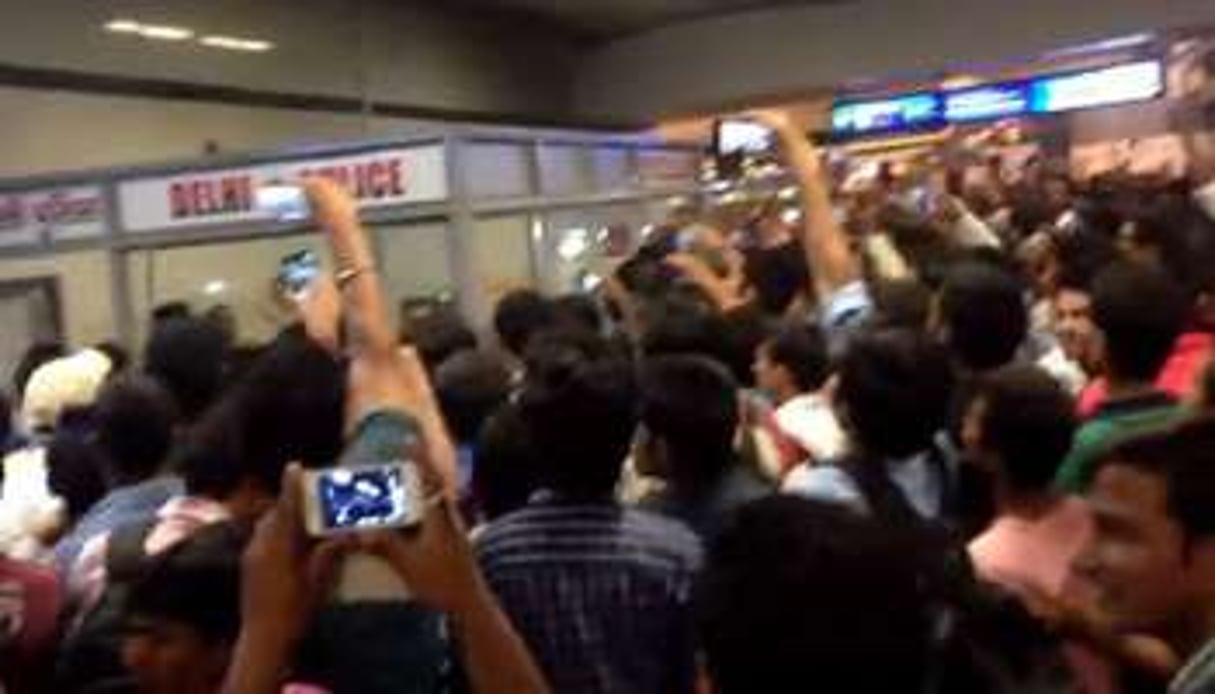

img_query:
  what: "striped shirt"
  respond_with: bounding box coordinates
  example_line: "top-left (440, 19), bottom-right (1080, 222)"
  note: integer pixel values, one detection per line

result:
top-left (476, 498), bottom-right (703, 694)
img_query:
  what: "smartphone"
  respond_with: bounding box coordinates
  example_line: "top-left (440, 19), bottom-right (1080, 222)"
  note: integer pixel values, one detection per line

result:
top-left (256, 184), bottom-right (311, 222)
top-left (302, 461), bottom-right (425, 537)
top-left (714, 119), bottom-right (774, 158)
top-left (277, 250), bottom-right (320, 297)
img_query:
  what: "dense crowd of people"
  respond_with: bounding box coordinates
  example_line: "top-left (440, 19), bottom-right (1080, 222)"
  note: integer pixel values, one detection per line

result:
top-left (0, 107), bottom-right (1215, 694)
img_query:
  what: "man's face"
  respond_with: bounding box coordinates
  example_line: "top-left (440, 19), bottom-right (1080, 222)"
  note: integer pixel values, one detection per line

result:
top-left (1053, 288), bottom-right (1096, 363)
top-left (1075, 465), bottom-right (1191, 635)
top-left (123, 617), bottom-right (231, 694)
top-left (753, 347), bottom-right (782, 398)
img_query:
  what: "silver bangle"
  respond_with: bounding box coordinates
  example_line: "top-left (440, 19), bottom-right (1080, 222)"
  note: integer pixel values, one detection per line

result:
top-left (336, 265), bottom-right (373, 289)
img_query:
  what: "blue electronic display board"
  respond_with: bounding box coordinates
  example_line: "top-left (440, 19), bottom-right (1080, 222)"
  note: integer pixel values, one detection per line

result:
top-left (831, 93), bottom-right (943, 138)
top-left (832, 60), bottom-right (1165, 138)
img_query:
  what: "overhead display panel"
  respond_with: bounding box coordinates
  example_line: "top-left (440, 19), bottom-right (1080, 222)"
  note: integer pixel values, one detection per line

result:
top-left (1027, 60), bottom-right (1164, 114)
top-left (834, 60), bottom-right (1166, 137)
top-left (831, 93), bottom-right (942, 138)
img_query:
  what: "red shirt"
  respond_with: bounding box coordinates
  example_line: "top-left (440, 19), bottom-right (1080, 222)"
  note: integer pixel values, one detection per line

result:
top-left (0, 556), bottom-right (61, 690)
top-left (1078, 331), bottom-right (1212, 418)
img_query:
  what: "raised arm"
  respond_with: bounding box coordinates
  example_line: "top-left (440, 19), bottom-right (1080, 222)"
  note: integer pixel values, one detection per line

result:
top-left (303, 178), bottom-right (456, 495)
top-left (753, 110), bottom-right (861, 300)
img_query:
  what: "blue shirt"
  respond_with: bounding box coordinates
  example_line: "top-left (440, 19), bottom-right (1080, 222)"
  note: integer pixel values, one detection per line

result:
top-left (476, 497), bottom-right (702, 694)
top-left (53, 476), bottom-right (183, 578)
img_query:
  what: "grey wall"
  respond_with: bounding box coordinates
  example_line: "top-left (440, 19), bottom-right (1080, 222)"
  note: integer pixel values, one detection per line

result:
top-left (0, 0), bottom-right (578, 120)
top-left (576, 0), bottom-right (1215, 121)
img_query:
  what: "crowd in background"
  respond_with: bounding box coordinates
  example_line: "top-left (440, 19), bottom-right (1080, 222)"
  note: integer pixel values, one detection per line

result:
top-left (0, 106), bottom-right (1214, 694)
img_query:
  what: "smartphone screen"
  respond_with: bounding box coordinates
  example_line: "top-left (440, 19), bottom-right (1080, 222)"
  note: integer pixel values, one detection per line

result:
top-left (256, 184), bottom-right (311, 222)
top-left (715, 119), bottom-right (773, 157)
top-left (313, 463), bottom-right (416, 533)
top-left (278, 249), bottom-right (320, 296)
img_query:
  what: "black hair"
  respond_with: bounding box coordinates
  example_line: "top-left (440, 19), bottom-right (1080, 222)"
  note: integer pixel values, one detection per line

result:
top-left (744, 242), bottom-right (810, 316)
top-left (975, 365), bottom-right (1077, 494)
top-left (411, 309), bottom-right (478, 373)
top-left (94, 375), bottom-right (178, 484)
top-left (939, 261), bottom-right (1028, 372)
top-left (93, 342), bottom-right (131, 376)
top-left (696, 496), bottom-right (930, 693)
top-left (762, 324), bottom-right (830, 393)
top-left (124, 520), bottom-right (249, 644)
top-left (435, 350), bottom-right (513, 444)
top-left (144, 317), bottom-right (228, 423)
top-left (46, 411), bottom-right (108, 522)
top-left (518, 330), bottom-right (637, 500)
top-left (1090, 261), bottom-right (1188, 383)
top-left (640, 293), bottom-right (762, 387)
top-left (150, 302), bottom-right (192, 324)
top-left (837, 328), bottom-right (954, 459)
top-left (176, 330), bottom-right (345, 499)
top-left (12, 341), bottom-right (65, 401)
top-left (553, 294), bottom-right (605, 336)
top-left (1097, 417), bottom-right (1215, 544)
top-left (640, 355), bottom-right (739, 485)
top-left (474, 403), bottom-right (541, 521)
top-left (493, 290), bottom-right (557, 357)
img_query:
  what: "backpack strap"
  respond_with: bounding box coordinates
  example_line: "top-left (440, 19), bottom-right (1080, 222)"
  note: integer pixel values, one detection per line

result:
top-left (104, 520), bottom-right (157, 585)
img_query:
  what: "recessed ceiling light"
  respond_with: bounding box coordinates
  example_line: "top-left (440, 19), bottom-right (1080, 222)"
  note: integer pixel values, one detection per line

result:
top-left (200, 35), bottom-right (274, 52)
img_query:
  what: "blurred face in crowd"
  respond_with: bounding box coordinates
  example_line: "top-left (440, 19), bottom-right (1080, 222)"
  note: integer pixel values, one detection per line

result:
top-left (753, 344), bottom-right (792, 403)
top-left (1076, 465), bottom-right (1201, 638)
top-left (123, 617), bottom-right (231, 694)
top-left (1053, 288), bottom-right (1096, 365)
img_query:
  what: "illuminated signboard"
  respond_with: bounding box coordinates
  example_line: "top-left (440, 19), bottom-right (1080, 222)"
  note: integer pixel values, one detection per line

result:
top-left (944, 83), bottom-right (1031, 122)
top-left (834, 60), bottom-right (1165, 137)
top-left (1028, 60), bottom-right (1163, 114)
top-left (831, 93), bottom-right (942, 137)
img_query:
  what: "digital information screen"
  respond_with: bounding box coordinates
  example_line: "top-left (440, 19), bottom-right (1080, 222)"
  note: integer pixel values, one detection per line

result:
top-left (831, 93), bottom-right (942, 138)
top-left (944, 83), bottom-right (1031, 122)
top-left (833, 60), bottom-right (1165, 136)
top-left (1027, 60), bottom-right (1164, 114)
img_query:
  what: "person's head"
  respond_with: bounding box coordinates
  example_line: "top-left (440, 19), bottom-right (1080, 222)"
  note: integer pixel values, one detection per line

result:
top-left (21, 348), bottom-right (113, 434)
top-left (474, 402), bottom-right (540, 521)
top-left (493, 289), bottom-right (556, 357)
top-left (870, 278), bottom-right (932, 332)
top-left (202, 304), bottom-right (237, 348)
top-left (552, 293), bottom-right (604, 336)
top-left (435, 350), bottom-right (513, 444)
top-left (697, 496), bottom-right (931, 693)
top-left (637, 355), bottom-right (739, 486)
top-left (835, 328), bottom-right (954, 459)
top-left (46, 425), bottom-right (108, 525)
top-left (122, 521), bottom-right (247, 694)
top-left (937, 261), bottom-right (1028, 372)
top-left (410, 309), bottom-right (478, 374)
top-left (144, 317), bottom-right (228, 423)
top-left (1076, 418), bottom-right (1215, 647)
top-left (1090, 261), bottom-right (1188, 385)
top-left (1053, 283), bottom-right (1096, 365)
top-left (11, 341), bottom-right (66, 404)
top-left (963, 365), bottom-right (1076, 499)
top-left (754, 324), bottom-right (830, 404)
top-left (150, 302), bottom-right (191, 324)
top-left (175, 331), bottom-right (344, 516)
top-left (518, 330), bottom-right (637, 500)
top-left (95, 375), bottom-right (178, 485)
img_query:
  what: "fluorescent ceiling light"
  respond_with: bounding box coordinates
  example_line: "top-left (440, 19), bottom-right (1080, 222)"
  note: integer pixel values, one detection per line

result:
top-left (104, 19), bottom-right (141, 33)
top-left (200, 35), bottom-right (274, 52)
top-left (138, 24), bottom-right (194, 41)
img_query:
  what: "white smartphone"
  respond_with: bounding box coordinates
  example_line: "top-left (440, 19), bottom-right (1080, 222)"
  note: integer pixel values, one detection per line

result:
top-left (255, 184), bottom-right (312, 222)
top-left (715, 118), bottom-right (774, 157)
top-left (302, 461), bottom-right (425, 537)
